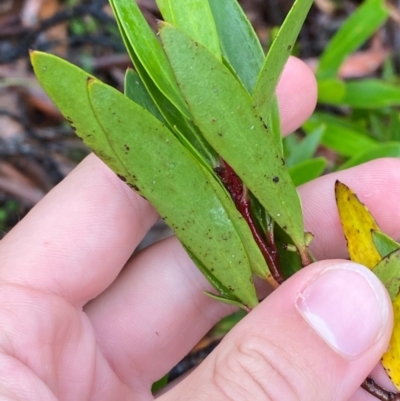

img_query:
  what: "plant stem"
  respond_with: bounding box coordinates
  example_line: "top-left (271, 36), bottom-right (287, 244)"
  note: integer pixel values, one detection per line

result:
top-left (215, 161), bottom-right (284, 284)
top-left (361, 378), bottom-right (400, 401)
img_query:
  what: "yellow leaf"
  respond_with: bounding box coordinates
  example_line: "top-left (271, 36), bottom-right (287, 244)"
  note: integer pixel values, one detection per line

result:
top-left (382, 294), bottom-right (400, 390)
top-left (335, 180), bottom-right (381, 269)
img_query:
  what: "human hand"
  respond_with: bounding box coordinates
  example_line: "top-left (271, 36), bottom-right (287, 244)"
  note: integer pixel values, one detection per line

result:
top-left (0, 57), bottom-right (395, 401)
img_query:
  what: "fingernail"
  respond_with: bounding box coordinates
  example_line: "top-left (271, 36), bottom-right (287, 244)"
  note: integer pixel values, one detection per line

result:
top-left (295, 263), bottom-right (390, 358)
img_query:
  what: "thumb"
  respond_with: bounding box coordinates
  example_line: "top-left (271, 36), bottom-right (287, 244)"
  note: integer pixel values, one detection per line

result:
top-left (161, 260), bottom-right (393, 401)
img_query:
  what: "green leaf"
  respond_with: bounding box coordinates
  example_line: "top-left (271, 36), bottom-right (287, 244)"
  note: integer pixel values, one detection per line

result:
top-left (160, 24), bottom-right (307, 260)
top-left (183, 246), bottom-right (249, 310)
top-left (289, 157), bottom-right (327, 187)
top-left (87, 79), bottom-right (260, 308)
top-left (339, 142), bottom-right (400, 171)
top-left (30, 51), bottom-right (133, 188)
top-left (119, 22), bottom-right (218, 167)
top-left (208, 0), bottom-right (264, 93)
top-left (303, 112), bottom-right (378, 157)
top-left (33, 51), bottom-right (259, 308)
top-left (373, 249), bottom-right (400, 301)
top-left (317, 78), bottom-right (346, 104)
top-left (252, 0), bottom-right (313, 115)
top-left (285, 124), bottom-right (325, 167)
top-left (317, 0), bottom-right (389, 79)
top-left (340, 80), bottom-right (400, 109)
top-left (155, 0), bottom-right (221, 60)
top-left (372, 230), bottom-right (400, 258)
top-left (109, 0), bottom-right (189, 117)
top-left (124, 68), bottom-right (165, 123)
top-left (152, 375), bottom-right (168, 393)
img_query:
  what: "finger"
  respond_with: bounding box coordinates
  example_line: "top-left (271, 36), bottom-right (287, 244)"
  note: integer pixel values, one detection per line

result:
top-left (0, 154), bottom-right (159, 306)
top-left (300, 158), bottom-right (400, 260)
top-left (85, 158), bottom-right (400, 390)
top-left (0, 57), bottom-right (317, 306)
top-left (160, 260), bottom-right (392, 401)
top-left (278, 56), bottom-right (317, 135)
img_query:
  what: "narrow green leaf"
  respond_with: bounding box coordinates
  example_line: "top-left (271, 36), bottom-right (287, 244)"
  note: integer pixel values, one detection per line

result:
top-left (340, 80), bottom-right (400, 109)
top-left (339, 142), bottom-right (400, 171)
top-left (372, 230), bottom-right (400, 259)
top-left (205, 292), bottom-right (251, 310)
top-left (30, 51), bottom-right (133, 189)
top-left (119, 24), bottom-right (218, 167)
top-left (289, 157), bottom-right (327, 187)
top-left (275, 225), bottom-right (303, 279)
top-left (303, 112), bottom-right (378, 157)
top-left (183, 246), bottom-right (248, 310)
top-left (109, 0), bottom-right (189, 117)
top-left (208, 0), bottom-right (264, 93)
top-left (373, 249), bottom-right (400, 301)
top-left (317, 78), bottom-right (346, 104)
top-left (317, 0), bottom-right (389, 79)
top-left (155, 0), bottom-right (221, 60)
top-left (33, 51), bottom-right (259, 308)
top-left (160, 25), bottom-right (307, 258)
top-left (87, 79), bottom-right (259, 308)
top-left (285, 125), bottom-right (325, 167)
top-left (252, 0), bottom-right (313, 115)
top-left (124, 68), bottom-right (165, 123)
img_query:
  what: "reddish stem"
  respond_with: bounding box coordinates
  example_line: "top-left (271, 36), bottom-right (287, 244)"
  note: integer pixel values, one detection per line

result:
top-left (215, 161), bottom-right (284, 284)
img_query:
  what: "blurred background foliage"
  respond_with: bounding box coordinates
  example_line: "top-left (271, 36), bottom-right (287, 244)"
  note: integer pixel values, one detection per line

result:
top-left (1, 0), bottom-right (400, 382)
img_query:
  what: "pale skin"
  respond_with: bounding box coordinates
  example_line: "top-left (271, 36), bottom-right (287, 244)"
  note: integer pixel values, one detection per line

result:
top-left (0, 57), bottom-right (398, 400)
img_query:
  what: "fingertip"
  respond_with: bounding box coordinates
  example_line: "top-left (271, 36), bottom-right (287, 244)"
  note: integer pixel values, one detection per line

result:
top-left (277, 56), bottom-right (317, 135)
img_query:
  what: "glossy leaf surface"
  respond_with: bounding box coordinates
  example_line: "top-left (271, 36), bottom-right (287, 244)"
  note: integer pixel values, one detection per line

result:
top-left (160, 24), bottom-right (306, 257)
top-left (335, 180), bottom-right (381, 268)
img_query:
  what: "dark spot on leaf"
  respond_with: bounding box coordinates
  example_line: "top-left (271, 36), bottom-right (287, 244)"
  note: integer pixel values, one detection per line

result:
top-left (217, 132), bottom-right (223, 137)
top-left (281, 158), bottom-right (285, 166)
top-left (263, 123), bottom-right (268, 130)
top-left (287, 44), bottom-right (292, 50)
top-left (127, 183), bottom-right (140, 192)
top-left (211, 118), bottom-right (216, 123)
top-left (117, 174), bottom-right (127, 182)
top-left (273, 176), bottom-right (279, 183)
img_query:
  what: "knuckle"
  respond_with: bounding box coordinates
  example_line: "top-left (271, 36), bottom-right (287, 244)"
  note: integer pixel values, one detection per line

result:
top-left (210, 334), bottom-right (310, 401)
